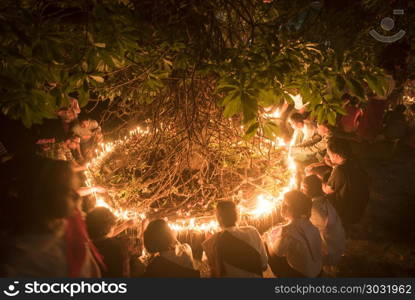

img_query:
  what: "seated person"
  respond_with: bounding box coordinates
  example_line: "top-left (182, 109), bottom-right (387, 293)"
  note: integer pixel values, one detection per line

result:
top-left (142, 219), bottom-right (199, 278)
top-left (264, 191), bottom-right (322, 278)
top-left (301, 175), bottom-right (345, 270)
top-left (35, 138), bottom-right (58, 159)
top-left (56, 135), bottom-right (85, 170)
top-left (288, 113), bottom-right (317, 149)
top-left (57, 98), bottom-right (81, 134)
top-left (1, 157), bottom-right (101, 277)
top-left (202, 201), bottom-right (268, 277)
top-left (324, 138), bottom-right (369, 225)
top-left (72, 116), bottom-right (103, 159)
top-left (292, 122), bottom-right (331, 165)
top-left (86, 207), bottom-right (135, 277)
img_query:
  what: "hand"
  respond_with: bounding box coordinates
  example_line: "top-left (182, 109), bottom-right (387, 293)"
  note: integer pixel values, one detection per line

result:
top-left (93, 186), bottom-right (107, 194)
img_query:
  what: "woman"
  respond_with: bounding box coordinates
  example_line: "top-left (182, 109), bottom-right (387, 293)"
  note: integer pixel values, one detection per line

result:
top-left (142, 219), bottom-right (199, 278)
top-left (1, 157), bottom-right (102, 277)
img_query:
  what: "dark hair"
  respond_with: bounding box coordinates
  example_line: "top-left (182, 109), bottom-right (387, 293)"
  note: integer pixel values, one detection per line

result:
top-left (144, 219), bottom-right (176, 253)
top-left (341, 93), bottom-right (351, 102)
top-left (216, 200), bottom-right (238, 227)
top-left (327, 138), bottom-right (351, 159)
top-left (289, 113), bottom-right (305, 124)
top-left (86, 207), bottom-right (116, 240)
top-left (283, 190), bottom-right (312, 219)
top-left (15, 157), bottom-right (78, 228)
top-left (77, 114), bottom-right (90, 123)
top-left (349, 96), bottom-right (359, 106)
top-left (302, 175), bottom-right (323, 198)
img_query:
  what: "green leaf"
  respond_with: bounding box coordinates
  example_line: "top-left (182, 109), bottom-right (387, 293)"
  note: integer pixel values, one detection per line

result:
top-left (258, 89), bottom-right (281, 107)
top-left (345, 78), bottom-right (365, 99)
top-left (364, 74), bottom-right (385, 97)
top-left (327, 110), bottom-right (337, 125)
top-left (223, 98), bottom-right (242, 118)
top-left (262, 121), bottom-right (280, 140)
top-left (244, 122), bottom-right (259, 140)
top-left (241, 93), bottom-right (258, 124)
top-left (335, 75), bottom-right (346, 92)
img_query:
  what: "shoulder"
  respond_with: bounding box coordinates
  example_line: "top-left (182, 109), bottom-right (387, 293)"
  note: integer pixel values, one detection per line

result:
top-left (239, 225), bottom-right (261, 235)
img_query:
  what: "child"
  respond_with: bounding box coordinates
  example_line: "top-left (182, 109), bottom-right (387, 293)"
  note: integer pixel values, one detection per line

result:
top-left (202, 201), bottom-right (268, 277)
top-left (265, 191), bottom-right (322, 277)
top-left (301, 175), bottom-right (345, 272)
top-left (142, 219), bottom-right (199, 278)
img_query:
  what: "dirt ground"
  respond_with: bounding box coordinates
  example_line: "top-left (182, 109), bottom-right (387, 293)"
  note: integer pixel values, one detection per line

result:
top-left (336, 141), bottom-right (415, 277)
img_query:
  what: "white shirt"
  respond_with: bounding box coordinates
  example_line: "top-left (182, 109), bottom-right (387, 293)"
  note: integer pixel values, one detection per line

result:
top-left (160, 243), bottom-right (196, 270)
top-left (202, 226), bottom-right (268, 278)
top-left (265, 218), bottom-right (322, 278)
top-left (310, 196), bottom-right (346, 266)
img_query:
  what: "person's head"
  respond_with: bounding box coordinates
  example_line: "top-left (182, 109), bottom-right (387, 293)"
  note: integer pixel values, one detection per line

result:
top-left (317, 123), bottom-right (331, 136)
top-left (19, 157), bottom-right (80, 227)
top-left (289, 113), bottom-right (305, 129)
top-left (64, 135), bottom-right (81, 150)
top-left (281, 190), bottom-right (312, 221)
top-left (301, 175), bottom-right (323, 198)
top-left (349, 96), bottom-right (359, 107)
top-left (341, 93), bottom-right (351, 103)
top-left (78, 115), bottom-right (92, 128)
top-left (143, 219), bottom-right (177, 254)
top-left (86, 207), bottom-right (116, 240)
top-left (216, 200), bottom-right (238, 228)
top-left (327, 138), bottom-right (351, 165)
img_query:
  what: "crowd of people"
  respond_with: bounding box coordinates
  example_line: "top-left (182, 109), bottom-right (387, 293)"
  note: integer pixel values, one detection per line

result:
top-left (0, 87), bottom-right (414, 278)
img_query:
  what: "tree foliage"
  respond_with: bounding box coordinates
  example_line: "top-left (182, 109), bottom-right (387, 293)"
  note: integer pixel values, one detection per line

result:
top-left (0, 0), bottom-right (413, 130)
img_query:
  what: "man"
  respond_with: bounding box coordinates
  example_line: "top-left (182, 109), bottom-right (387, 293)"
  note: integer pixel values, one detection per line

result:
top-left (202, 201), bottom-right (268, 277)
top-left (324, 138), bottom-right (369, 225)
top-left (301, 175), bottom-right (345, 270)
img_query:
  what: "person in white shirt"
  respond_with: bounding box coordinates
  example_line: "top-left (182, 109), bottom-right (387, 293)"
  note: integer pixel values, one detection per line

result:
top-left (264, 190), bottom-right (322, 277)
top-left (301, 175), bottom-right (345, 271)
top-left (142, 219), bottom-right (199, 278)
top-left (202, 201), bottom-right (268, 277)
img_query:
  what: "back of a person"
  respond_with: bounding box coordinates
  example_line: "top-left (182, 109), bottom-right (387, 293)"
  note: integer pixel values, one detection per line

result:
top-left (310, 197), bottom-right (345, 266)
top-left (266, 219), bottom-right (322, 278)
top-left (144, 255), bottom-right (200, 278)
top-left (217, 226), bottom-right (266, 278)
top-left (143, 244), bottom-right (200, 278)
top-left (94, 237), bottom-right (130, 277)
top-left (333, 160), bottom-right (369, 224)
top-left (282, 219), bottom-right (322, 277)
